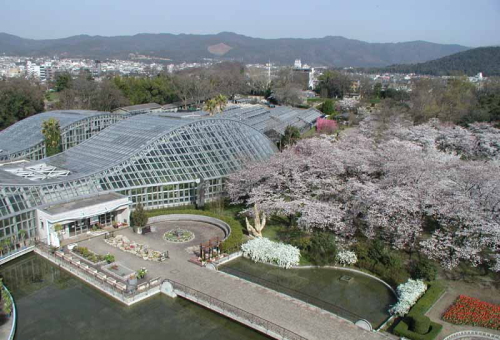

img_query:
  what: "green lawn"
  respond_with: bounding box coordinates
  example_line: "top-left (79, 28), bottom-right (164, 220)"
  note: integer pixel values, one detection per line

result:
top-left (262, 224), bottom-right (283, 241)
top-left (46, 92), bottom-right (59, 102)
top-left (301, 127), bottom-right (317, 138)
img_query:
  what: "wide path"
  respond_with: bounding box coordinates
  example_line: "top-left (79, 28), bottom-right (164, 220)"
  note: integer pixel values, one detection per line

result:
top-left (0, 315), bottom-right (13, 340)
top-left (80, 224), bottom-right (393, 340)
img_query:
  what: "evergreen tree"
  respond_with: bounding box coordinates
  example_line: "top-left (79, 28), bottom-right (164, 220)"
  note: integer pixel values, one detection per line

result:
top-left (280, 125), bottom-right (301, 150)
top-left (131, 203), bottom-right (148, 227)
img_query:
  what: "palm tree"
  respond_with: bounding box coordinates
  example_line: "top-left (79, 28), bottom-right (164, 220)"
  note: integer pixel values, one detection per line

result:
top-left (18, 229), bottom-right (27, 246)
top-left (204, 99), bottom-right (218, 116)
top-left (215, 94), bottom-right (228, 113)
top-left (41, 118), bottom-right (62, 156)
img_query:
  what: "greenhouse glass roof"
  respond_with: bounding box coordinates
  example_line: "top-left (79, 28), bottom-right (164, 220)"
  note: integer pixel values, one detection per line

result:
top-left (0, 114), bottom-right (277, 186)
top-left (221, 105), bottom-right (322, 134)
top-left (0, 110), bottom-right (119, 157)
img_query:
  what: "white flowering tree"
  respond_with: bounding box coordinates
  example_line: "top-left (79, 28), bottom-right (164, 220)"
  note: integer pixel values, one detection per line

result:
top-left (337, 98), bottom-right (360, 111)
top-left (390, 279), bottom-right (427, 316)
top-left (336, 250), bottom-right (357, 266)
top-left (241, 238), bottom-right (300, 269)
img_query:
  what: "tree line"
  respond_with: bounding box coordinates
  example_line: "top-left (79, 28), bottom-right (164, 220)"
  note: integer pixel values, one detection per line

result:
top-left (382, 77), bottom-right (500, 126)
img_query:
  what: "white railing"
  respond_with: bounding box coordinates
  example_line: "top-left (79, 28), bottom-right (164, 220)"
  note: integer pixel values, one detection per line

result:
top-left (168, 278), bottom-right (308, 340)
top-left (2, 285), bottom-right (16, 340)
top-left (34, 245), bottom-right (161, 306)
top-left (443, 330), bottom-right (500, 340)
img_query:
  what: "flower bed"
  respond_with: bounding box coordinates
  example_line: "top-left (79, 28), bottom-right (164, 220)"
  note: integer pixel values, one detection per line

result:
top-left (390, 279), bottom-right (427, 316)
top-left (163, 229), bottom-right (195, 243)
top-left (72, 246), bottom-right (106, 264)
top-left (144, 208), bottom-right (244, 254)
top-left (241, 237), bottom-right (300, 269)
top-left (104, 235), bottom-right (167, 262)
top-left (442, 295), bottom-right (500, 330)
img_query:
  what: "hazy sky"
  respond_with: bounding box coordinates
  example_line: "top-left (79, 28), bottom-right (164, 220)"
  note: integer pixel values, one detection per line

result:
top-left (0, 0), bottom-right (499, 47)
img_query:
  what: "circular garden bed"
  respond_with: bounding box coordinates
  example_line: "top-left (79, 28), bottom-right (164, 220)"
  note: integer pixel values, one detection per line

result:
top-left (163, 228), bottom-right (195, 243)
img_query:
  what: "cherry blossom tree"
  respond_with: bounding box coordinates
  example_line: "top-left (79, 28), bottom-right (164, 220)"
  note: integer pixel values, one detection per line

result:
top-left (228, 114), bottom-right (500, 271)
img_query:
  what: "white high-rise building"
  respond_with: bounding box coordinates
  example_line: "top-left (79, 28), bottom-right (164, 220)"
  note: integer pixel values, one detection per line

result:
top-left (26, 61), bottom-right (41, 78)
top-left (294, 59), bottom-right (302, 69)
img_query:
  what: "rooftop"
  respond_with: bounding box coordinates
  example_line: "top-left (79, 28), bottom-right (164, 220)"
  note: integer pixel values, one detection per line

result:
top-left (0, 110), bottom-right (117, 157)
top-left (42, 192), bottom-right (128, 215)
top-left (0, 114), bottom-right (275, 186)
top-left (113, 103), bottom-right (162, 112)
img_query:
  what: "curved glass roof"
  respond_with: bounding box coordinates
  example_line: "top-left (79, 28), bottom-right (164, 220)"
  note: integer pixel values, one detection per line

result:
top-left (0, 110), bottom-right (119, 157)
top-left (0, 115), bottom-right (277, 186)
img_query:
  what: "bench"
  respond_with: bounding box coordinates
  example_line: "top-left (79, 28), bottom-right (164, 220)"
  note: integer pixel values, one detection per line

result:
top-left (115, 282), bottom-right (126, 291)
top-left (137, 282), bottom-right (149, 291)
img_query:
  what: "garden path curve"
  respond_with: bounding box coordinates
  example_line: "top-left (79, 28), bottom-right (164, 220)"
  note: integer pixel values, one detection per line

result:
top-left (80, 223), bottom-right (396, 340)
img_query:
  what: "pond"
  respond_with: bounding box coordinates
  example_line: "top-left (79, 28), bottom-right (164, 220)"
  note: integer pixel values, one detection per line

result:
top-left (219, 257), bottom-right (397, 329)
top-left (0, 254), bottom-right (268, 340)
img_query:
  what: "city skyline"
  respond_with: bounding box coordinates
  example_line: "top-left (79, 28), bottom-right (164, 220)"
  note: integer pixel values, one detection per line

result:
top-left (0, 0), bottom-right (499, 47)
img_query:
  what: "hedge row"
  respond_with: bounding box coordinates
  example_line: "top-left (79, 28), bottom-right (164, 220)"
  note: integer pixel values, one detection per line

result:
top-left (145, 208), bottom-right (244, 253)
top-left (393, 282), bottom-right (446, 340)
top-left (394, 319), bottom-right (443, 340)
top-left (409, 282), bottom-right (446, 317)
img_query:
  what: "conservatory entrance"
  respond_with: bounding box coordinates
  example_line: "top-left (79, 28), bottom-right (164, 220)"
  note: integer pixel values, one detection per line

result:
top-left (67, 218), bottom-right (90, 237)
top-left (37, 193), bottom-right (131, 246)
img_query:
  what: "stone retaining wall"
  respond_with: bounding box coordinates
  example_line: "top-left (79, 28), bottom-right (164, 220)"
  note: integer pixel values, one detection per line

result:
top-left (148, 214), bottom-right (231, 240)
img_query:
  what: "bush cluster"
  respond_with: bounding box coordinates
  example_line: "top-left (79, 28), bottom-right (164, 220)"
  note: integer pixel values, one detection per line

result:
top-left (411, 258), bottom-right (438, 281)
top-left (354, 240), bottom-right (410, 286)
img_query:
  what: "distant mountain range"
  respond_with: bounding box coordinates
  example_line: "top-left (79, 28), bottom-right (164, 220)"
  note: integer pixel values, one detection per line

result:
top-left (374, 46), bottom-right (500, 76)
top-left (0, 32), bottom-right (470, 67)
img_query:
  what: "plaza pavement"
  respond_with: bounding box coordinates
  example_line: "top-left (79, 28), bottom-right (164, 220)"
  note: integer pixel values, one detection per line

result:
top-left (78, 221), bottom-right (395, 340)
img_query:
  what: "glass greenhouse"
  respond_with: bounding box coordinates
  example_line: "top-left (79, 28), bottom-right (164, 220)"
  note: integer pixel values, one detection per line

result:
top-left (0, 114), bottom-right (277, 248)
top-left (0, 110), bottom-right (128, 162)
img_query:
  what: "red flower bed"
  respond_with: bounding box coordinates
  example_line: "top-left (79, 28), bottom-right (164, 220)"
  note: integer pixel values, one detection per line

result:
top-left (442, 295), bottom-right (500, 330)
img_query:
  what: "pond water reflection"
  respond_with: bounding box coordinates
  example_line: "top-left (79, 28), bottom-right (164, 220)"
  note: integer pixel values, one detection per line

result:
top-left (220, 257), bottom-right (396, 329)
top-left (0, 254), bottom-right (268, 340)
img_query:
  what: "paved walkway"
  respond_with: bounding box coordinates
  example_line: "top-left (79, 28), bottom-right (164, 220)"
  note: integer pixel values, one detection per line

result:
top-left (426, 280), bottom-right (500, 340)
top-left (78, 222), bottom-right (394, 340)
top-left (0, 314), bottom-right (13, 340)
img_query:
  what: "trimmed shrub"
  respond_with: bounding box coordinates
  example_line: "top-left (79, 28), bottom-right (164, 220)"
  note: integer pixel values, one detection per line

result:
top-left (394, 318), bottom-right (442, 340)
top-left (145, 208), bottom-right (244, 253)
top-left (409, 282), bottom-right (445, 316)
top-left (411, 315), bottom-right (431, 335)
